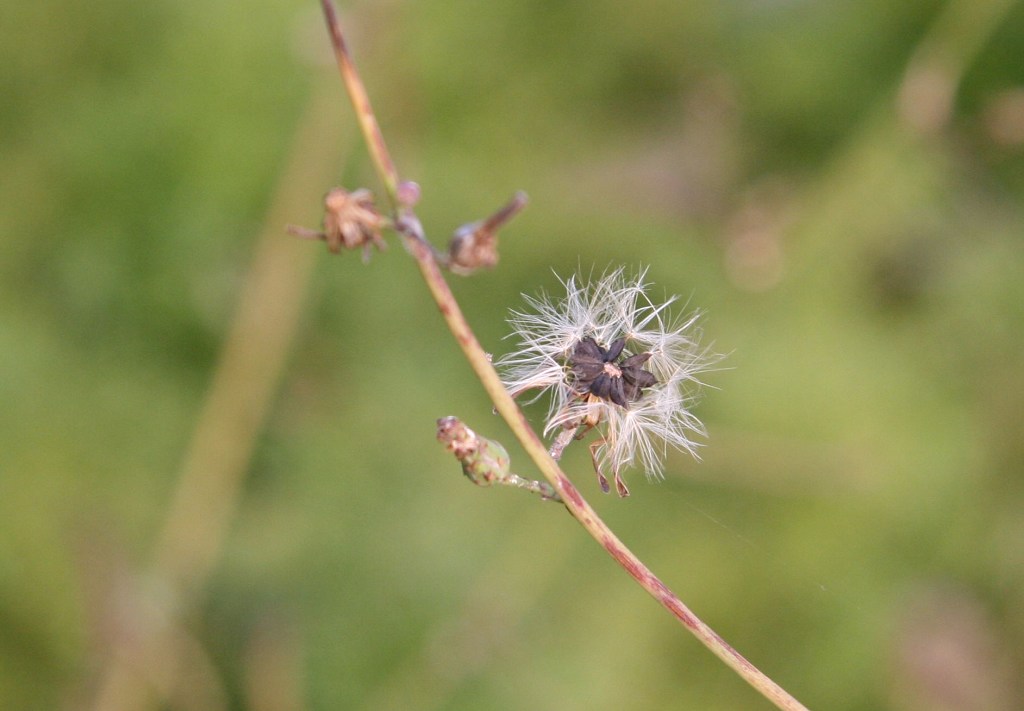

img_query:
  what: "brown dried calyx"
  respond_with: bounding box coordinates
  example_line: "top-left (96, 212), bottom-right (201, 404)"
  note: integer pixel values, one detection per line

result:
top-left (289, 187), bottom-right (388, 261)
top-left (446, 191), bottom-right (528, 275)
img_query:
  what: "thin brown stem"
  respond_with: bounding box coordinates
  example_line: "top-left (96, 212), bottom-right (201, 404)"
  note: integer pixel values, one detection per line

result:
top-left (318, 3), bottom-right (809, 709)
top-left (319, 0), bottom-right (399, 210)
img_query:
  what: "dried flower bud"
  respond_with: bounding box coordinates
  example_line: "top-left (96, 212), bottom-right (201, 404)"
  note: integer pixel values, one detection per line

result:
top-left (446, 192), bottom-right (527, 276)
top-left (322, 188), bottom-right (387, 258)
top-left (437, 416), bottom-right (560, 500)
top-left (288, 187), bottom-right (388, 261)
top-left (436, 416), bottom-right (509, 486)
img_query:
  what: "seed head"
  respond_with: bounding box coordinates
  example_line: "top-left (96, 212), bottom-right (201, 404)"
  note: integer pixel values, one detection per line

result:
top-left (498, 268), bottom-right (716, 495)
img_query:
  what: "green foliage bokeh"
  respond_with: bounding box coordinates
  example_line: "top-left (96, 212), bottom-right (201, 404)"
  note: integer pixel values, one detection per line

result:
top-left (2, 1), bottom-right (1023, 709)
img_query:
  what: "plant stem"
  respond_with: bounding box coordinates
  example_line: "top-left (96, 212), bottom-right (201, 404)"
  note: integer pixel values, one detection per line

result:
top-left (317, 2), bottom-right (809, 709)
top-left (319, 0), bottom-right (399, 211)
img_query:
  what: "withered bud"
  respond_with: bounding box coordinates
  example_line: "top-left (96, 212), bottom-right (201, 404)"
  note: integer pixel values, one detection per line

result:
top-left (436, 416), bottom-right (508, 487)
top-left (437, 416), bottom-right (560, 500)
top-left (446, 191), bottom-right (528, 276)
top-left (288, 187), bottom-right (388, 261)
top-left (437, 416), bottom-right (478, 462)
top-left (323, 188), bottom-right (388, 258)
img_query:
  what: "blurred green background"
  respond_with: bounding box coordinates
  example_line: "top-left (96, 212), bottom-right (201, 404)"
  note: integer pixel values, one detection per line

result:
top-left (3, 0), bottom-right (1024, 709)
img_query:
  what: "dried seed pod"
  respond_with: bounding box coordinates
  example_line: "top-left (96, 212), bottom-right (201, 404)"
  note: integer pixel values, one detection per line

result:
top-left (288, 187), bottom-right (388, 261)
top-left (322, 188), bottom-right (388, 258)
top-left (446, 192), bottom-right (527, 275)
